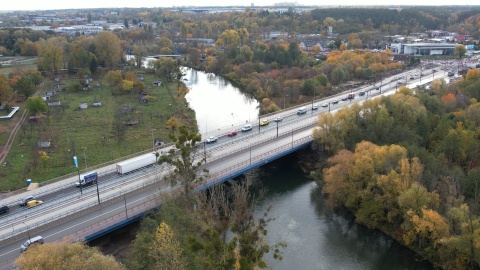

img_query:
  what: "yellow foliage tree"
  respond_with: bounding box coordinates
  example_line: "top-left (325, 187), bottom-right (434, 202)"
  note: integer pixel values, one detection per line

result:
top-left (149, 222), bottom-right (186, 270)
top-left (15, 241), bottom-right (125, 270)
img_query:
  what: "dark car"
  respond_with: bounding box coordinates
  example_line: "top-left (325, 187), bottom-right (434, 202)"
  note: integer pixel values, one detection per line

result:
top-left (227, 131), bottom-right (237, 137)
top-left (19, 196), bottom-right (35, 206)
top-left (0, 205), bottom-right (9, 214)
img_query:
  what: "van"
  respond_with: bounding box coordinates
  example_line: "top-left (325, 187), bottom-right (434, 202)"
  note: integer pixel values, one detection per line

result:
top-left (297, 107), bottom-right (307, 115)
top-left (21, 235), bottom-right (44, 252)
top-left (75, 171), bottom-right (98, 187)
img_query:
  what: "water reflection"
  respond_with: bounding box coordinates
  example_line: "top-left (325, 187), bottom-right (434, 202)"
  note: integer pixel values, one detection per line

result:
top-left (183, 67), bottom-right (259, 137)
top-left (243, 155), bottom-right (433, 270)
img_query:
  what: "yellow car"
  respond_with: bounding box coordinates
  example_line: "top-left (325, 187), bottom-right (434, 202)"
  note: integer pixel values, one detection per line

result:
top-left (260, 120), bottom-right (269, 126)
top-left (27, 200), bottom-right (43, 208)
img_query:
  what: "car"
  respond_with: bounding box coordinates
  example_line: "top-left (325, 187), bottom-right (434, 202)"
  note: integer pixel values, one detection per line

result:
top-left (312, 104), bottom-right (319, 110)
top-left (273, 117), bottom-right (283, 122)
top-left (358, 91), bottom-right (365, 96)
top-left (21, 236), bottom-right (44, 252)
top-left (397, 81), bottom-right (403, 85)
top-left (27, 200), bottom-right (43, 208)
top-left (241, 124), bottom-right (252, 132)
top-left (0, 205), bottom-right (9, 214)
top-left (260, 119), bottom-right (269, 126)
top-left (19, 196), bottom-right (35, 206)
top-left (410, 76), bottom-right (415, 80)
top-left (227, 131), bottom-right (237, 137)
top-left (332, 99), bottom-right (339, 104)
top-left (376, 87), bottom-right (380, 90)
top-left (206, 136), bottom-right (218, 144)
top-left (341, 97), bottom-right (348, 101)
top-left (297, 107), bottom-right (307, 115)
top-left (321, 103), bottom-right (329, 108)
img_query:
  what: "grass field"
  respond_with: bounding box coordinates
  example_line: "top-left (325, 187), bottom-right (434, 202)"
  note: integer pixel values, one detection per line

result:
top-left (0, 67), bottom-right (197, 191)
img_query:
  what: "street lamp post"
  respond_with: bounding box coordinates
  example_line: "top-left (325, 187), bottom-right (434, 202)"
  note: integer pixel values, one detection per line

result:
top-left (22, 221), bottom-right (31, 242)
top-left (284, 95), bottom-right (288, 110)
top-left (150, 128), bottom-right (156, 152)
top-left (73, 156), bottom-right (82, 195)
top-left (276, 120), bottom-right (279, 138)
top-left (123, 190), bottom-right (128, 219)
top-left (81, 147), bottom-right (87, 169)
top-left (203, 141), bottom-right (206, 163)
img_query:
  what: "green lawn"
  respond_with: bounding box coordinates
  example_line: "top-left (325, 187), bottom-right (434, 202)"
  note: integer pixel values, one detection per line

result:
top-left (0, 68), bottom-right (197, 191)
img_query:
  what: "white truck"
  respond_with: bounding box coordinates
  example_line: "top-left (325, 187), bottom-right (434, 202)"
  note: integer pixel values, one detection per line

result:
top-left (116, 153), bottom-right (158, 174)
top-left (75, 171), bottom-right (98, 187)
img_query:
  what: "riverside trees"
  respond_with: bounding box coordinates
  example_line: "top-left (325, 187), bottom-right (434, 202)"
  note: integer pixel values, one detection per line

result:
top-left (315, 80), bottom-right (480, 268)
top-left (126, 126), bottom-right (284, 269)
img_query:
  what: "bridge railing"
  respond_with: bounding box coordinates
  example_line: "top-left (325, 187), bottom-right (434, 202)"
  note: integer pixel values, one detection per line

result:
top-left (0, 166), bottom-right (172, 243)
top-left (200, 134), bottom-right (313, 190)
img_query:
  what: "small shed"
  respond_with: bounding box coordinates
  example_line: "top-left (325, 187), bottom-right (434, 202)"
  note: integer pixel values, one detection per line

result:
top-left (29, 116), bottom-right (40, 123)
top-left (38, 140), bottom-right (51, 148)
top-left (47, 100), bottom-right (61, 107)
top-left (152, 81), bottom-right (162, 87)
top-left (79, 102), bottom-right (88, 109)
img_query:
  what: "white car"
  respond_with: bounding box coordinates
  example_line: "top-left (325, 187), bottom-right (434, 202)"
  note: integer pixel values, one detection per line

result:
top-left (273, 117), bottom-right (283, 122)
top-left (206, 136), bottom-right (218, 143)
top-left (241, 124), bottom-right (252, 132)
top-left (322, 103), bottom-right (329, 108)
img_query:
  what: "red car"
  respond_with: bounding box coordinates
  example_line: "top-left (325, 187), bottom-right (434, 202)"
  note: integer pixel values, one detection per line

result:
top-left (227, 131), bottom-right (237, 137)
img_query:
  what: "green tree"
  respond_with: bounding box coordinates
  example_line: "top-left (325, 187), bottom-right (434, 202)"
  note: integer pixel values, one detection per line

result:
top-left (25, 96), bottom-right (47, 115)
top-left (441, 204), bottom-right (480, 269)
top-left (149, 58), bottom-right (183, 81)
top-left (14, 76), bottom-right (35, 98)
top-left (454, 44), bottom-right (467, 58)
top-left (159, 125), bottom-right (204, 196)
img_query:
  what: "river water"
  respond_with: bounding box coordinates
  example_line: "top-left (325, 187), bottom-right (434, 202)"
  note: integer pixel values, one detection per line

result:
top-left (184, 68), bottom-right (433, 270)
top-left (183, 67), bottom-right (259, 136)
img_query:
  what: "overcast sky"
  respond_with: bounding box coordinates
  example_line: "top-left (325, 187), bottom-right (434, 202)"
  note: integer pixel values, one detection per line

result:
top-left (1, 1), bottom-right (477, 11)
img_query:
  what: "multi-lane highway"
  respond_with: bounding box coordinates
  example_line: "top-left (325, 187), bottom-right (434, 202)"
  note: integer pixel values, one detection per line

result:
top-left (0, 65), bottom-right (452, 268)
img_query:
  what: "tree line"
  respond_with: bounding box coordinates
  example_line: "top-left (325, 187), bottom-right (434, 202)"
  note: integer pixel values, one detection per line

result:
top-left (314, 69), bottom-right (480, 269)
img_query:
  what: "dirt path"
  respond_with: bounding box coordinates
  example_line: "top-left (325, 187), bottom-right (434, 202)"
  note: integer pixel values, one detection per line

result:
top-left (0, 84), bottom-right (43, 165)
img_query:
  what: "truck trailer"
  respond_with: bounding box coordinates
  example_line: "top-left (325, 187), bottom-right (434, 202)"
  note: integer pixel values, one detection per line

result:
top-left (116, 153), bottom-right (158, 174)
top-left (75, 171), bottom-right (98, 187)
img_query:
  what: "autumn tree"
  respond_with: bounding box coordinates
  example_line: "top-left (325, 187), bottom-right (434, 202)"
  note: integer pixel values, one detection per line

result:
top-left (95, 31), bottom-right (122, 69)
top-left (440, 204), bottom-right (480, 269)
top-left (149, 222), bottom-right (187, 269)
top-left (37, 37), bottom-right (67, 74)
top-left (0, 74), bottom-right (13, 106)
top-left (14, 241), bottom-right (124, 270)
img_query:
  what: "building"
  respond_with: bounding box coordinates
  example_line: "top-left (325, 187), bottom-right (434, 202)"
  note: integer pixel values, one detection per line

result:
top-left (389, 43), bottom-right (457, 56)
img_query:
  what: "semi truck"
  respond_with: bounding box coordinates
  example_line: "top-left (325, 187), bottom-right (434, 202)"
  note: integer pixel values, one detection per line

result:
top-left (116, 153), bottom-right (158, 174)
top-left (75, 171), bottom-right (98, 187)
